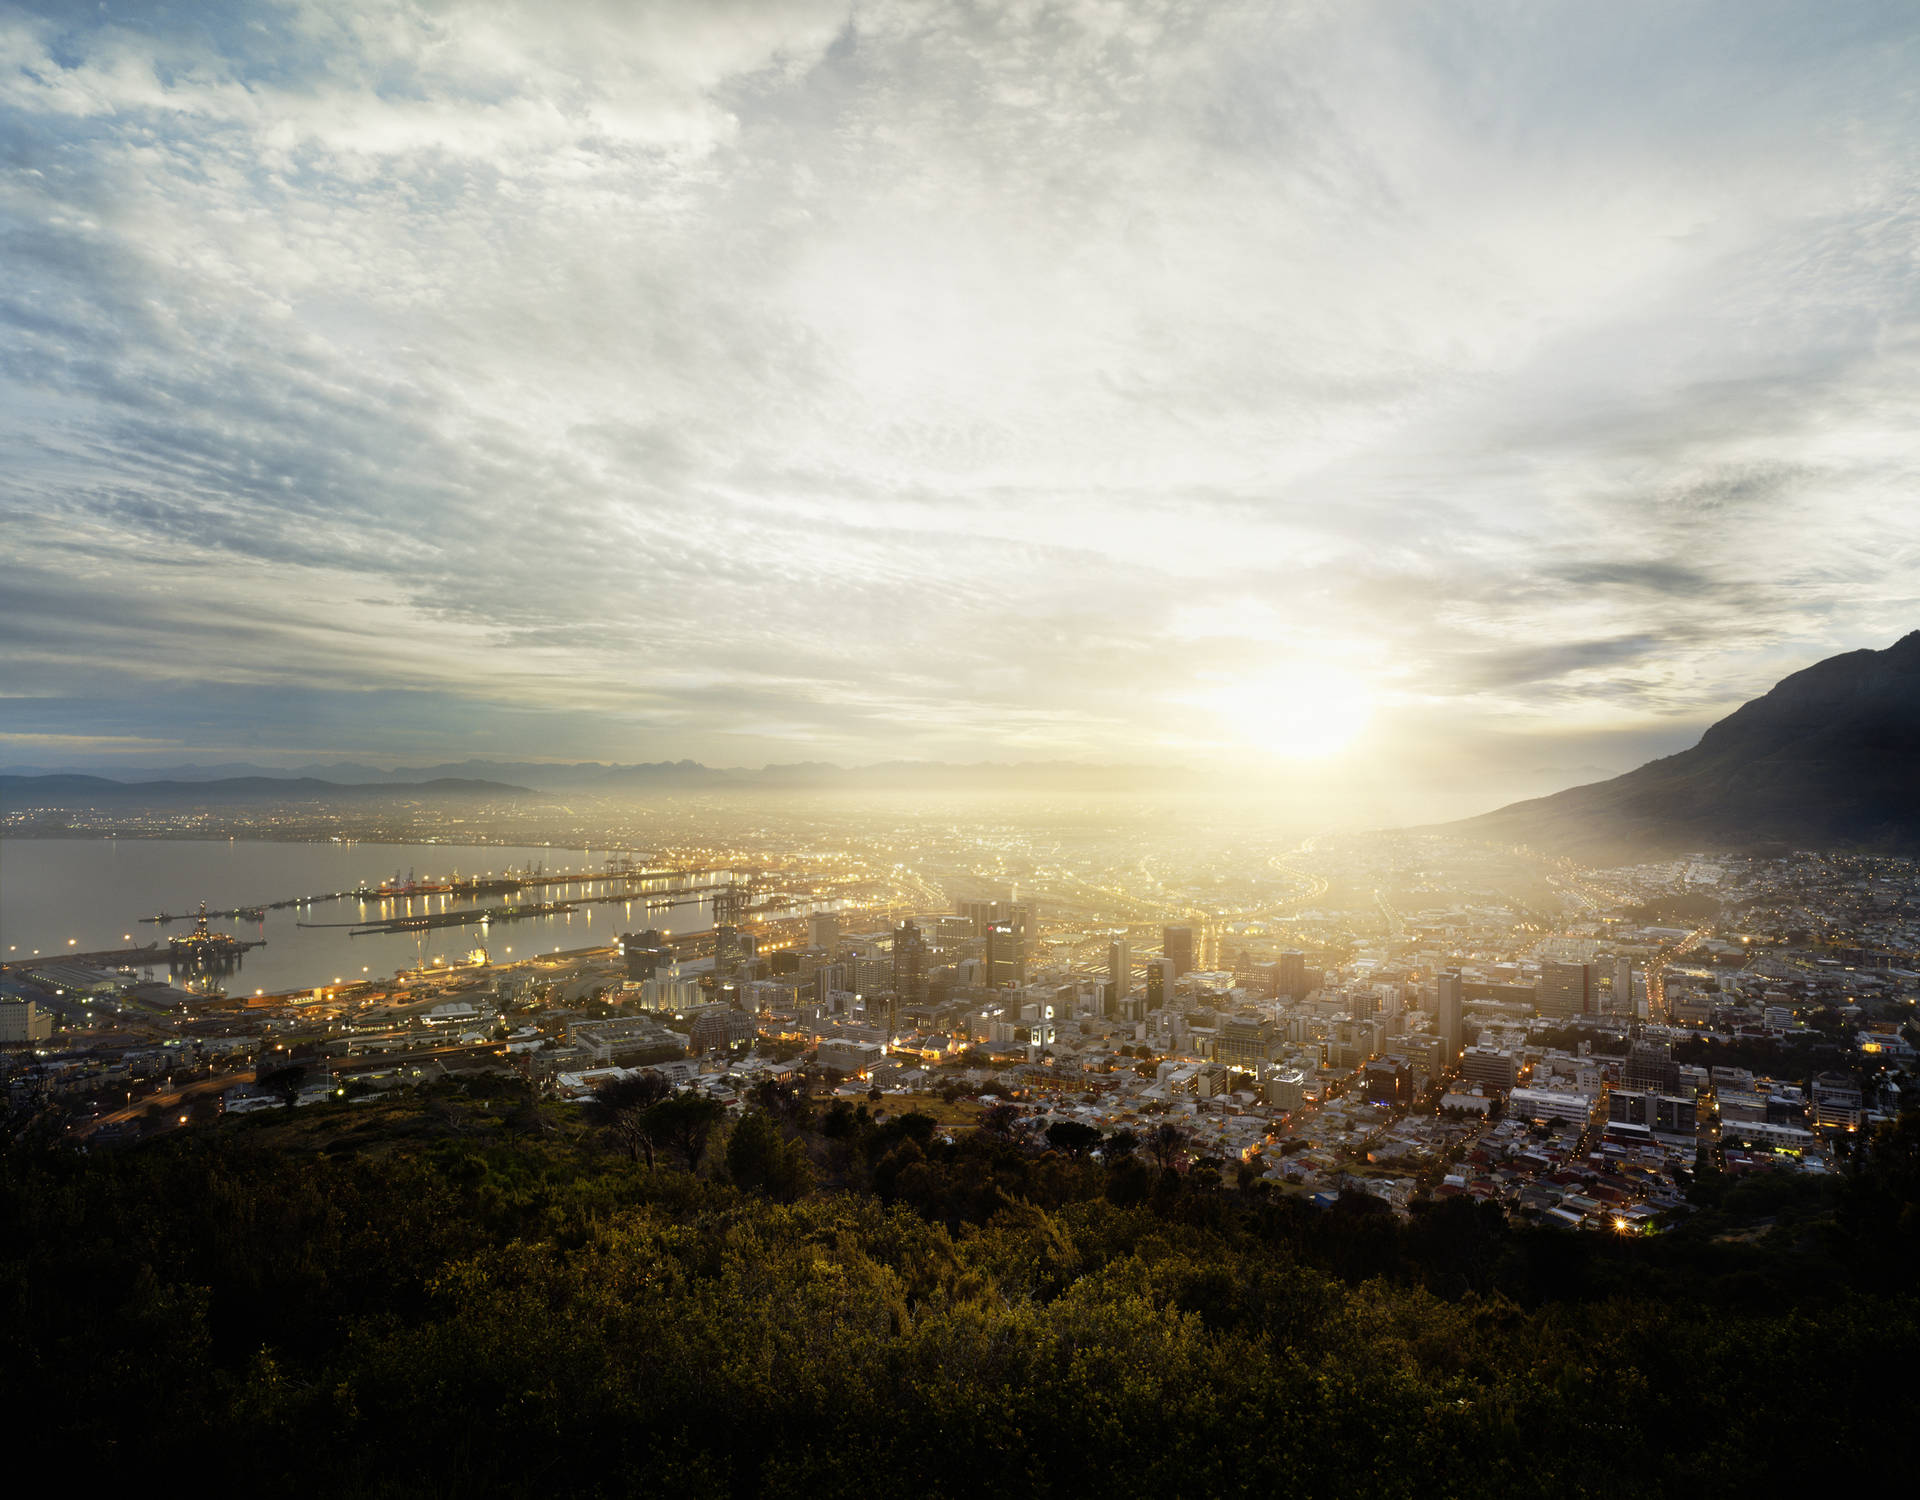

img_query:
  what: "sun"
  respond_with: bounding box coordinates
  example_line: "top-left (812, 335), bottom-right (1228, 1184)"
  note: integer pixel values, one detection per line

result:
top-left (1187, 662), bottom-right (1374, 759)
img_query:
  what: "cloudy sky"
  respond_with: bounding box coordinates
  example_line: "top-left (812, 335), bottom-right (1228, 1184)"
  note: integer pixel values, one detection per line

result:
top-left (3, 1), bottom-right (1917, 812)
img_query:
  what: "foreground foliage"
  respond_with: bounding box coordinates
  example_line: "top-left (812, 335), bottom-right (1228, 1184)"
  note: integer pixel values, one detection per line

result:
top-left (2, 1092), bottom-right (1914, 1498)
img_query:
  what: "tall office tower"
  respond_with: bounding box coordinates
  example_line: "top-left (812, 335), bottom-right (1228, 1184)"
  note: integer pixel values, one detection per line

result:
top-left (619, 929), bottom-right (672, 983)
top-left (892, 920), bottom-right (927, 1012)
top-left (1436, 969), bottom-right (1464, 1065)
top-left (1624, 1038), bottom-right (1681, 1094)
top-left (809, 912), bottom-right (841, 952)
top-left (1146, 956), bottom-right (1174, 1009)
top-left (1536, 961), bottom-right (1597, 1019)
top-left (1274, 949), bottom-right (1307, 1001)
top-left (1107, 936), bottom-right (1131, 1017)
top-left (960, 898), bottom-right (1032, 937)
top-left (711, 885), bottom-right (748, 978)
top-left (1163, 925), bottom-right (1194, 979)
top-left (958, 899), bottom-right (998, 935)
top-left (984, 921), bottom-right (1025, 988)
top-left (1612, 955), bottom-right (1632, 1013)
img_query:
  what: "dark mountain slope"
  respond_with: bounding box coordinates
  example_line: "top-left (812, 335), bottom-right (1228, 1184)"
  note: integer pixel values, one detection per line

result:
top-left (1448, 631), bottom-right (1920, 858)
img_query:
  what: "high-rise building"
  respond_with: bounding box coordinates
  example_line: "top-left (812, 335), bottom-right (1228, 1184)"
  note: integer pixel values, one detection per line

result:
top-left (1327, 1017), bottom-right (1380, 1070)
top-left (1364, 1058), bottom-right (1414, 1109)
top-left (1460, 1045), bottom-right (1517, 1091)
top-left (984, 921), bottom-right (1025, 988)
top-left (891, 920), bottom-right (927, 1012)
top-left (1612, 955), bottom-right (1632, 1013)
top-left (1536, 961), bottom-right (1597, 1019)
top-left (619, 929), bottom-right (672, 984)
top-left (1274, 950), bottom-right (1307, 1001)
top-left (808, 912), bottom-right (841, 952)
top-left (1436, 969), bottom-right (1464, 1065)
top-left (1107, 936), bottom-right (1130, 1016)
top-left (1163, 925), bottom-right (1194, 979)
top-left (1145, 956), bottom-right (1174, 1010)
top-left (1811, 1073), bottom-right (1864, 1132)
top-left (958, 898), bottom-right (1033, 936)
top-left (1436, 971), bottom-right (1459, 1067)
top-left (1215, 1018), bottom-right (1276, 1069)
top-left (711, 885), bottom-right (748, 977)
top-left (1624, 1039), bottom-right (1680, 1094)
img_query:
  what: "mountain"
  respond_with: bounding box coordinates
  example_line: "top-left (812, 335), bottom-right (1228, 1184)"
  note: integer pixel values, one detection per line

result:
top-left (1447, 631), bottom-right (1920, 859)
top-left (0, 774), bottom-right (535, 808)
top-left (0, 758), bottom-right (1179, 795)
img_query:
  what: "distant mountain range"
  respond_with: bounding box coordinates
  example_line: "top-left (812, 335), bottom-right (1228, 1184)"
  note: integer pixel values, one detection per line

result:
top-left (1446, 631), bottom-right (1920, 859)
top-left (0, 774), bottom-right (534, 807)
top-left (0, 759), bottom-right (1174, 802)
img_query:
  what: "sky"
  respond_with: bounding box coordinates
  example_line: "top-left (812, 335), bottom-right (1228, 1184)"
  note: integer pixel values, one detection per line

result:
top-left (2, 1), bottom-right (1918, 818)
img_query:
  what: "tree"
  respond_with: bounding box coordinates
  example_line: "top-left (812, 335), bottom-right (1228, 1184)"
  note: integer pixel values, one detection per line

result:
top-left (1045, 1120), bottom-right (1102, 1160)
top-left (981, 1103), bottom-right (1024, 1138)
top-left (726, 1108), bottom-right (813, 1201)
top-left (646, 1091), bottom-right (725, 1173)
top-left (1105, 1129), bottom-right (1139, 1159)
top-left (749, 1075), bottom-right (809, 1125)
top-left (1147, 1122), bottom-right (1189, 1171)
top-left (581, 1071), bottom-right (670, 1166)
top-left (258, 1064), bottom-right (307, 1110)
top-left (820, 1098), bottom-right (859, 1139)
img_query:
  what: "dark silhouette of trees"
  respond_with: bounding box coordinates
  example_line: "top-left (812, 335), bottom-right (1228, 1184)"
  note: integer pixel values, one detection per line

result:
top-left (724, 1108), bottom-right (813, 1201)
top-left (647, 1090), bottom-right (724, 1172)
top-left (748, 1076), bottom-right (810, 1127)
top-left (1044, 1120), bottom-right (1102, 1160)
top-left (581, 1070), bottom-right (671, 1165)
top-left (258, 1064), bottom-right (306, 1109)
top-left (980, 1102), bottom-right (1024, 1137)
top-left (6, 1078), bottom-right (1917, 1498)
top-left (1147, 1121), bottom-right (1189, 1171)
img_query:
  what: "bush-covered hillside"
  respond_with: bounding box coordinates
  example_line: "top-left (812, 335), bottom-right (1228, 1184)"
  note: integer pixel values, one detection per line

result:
top-left (3, 1087), bottom-right (1915, 1498)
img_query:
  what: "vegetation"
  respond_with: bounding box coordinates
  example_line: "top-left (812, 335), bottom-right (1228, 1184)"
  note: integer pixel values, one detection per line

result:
top-left (2, 1086), bottom-right (1914, 1497)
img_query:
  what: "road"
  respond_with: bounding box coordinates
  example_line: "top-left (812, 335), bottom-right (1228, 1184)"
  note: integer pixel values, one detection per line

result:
top-left (82, 1069), bottom-right (255, 1134)
top-left (1646, 923), bottom-right (1713, 1024)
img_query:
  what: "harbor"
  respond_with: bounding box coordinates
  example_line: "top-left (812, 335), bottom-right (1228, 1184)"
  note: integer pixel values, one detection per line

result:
top-left (0, 838), bottom-right (734, 997)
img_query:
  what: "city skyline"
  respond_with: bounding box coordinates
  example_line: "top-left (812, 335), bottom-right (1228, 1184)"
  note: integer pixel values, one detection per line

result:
top-left (4, 2), bottom-right (1919, 820)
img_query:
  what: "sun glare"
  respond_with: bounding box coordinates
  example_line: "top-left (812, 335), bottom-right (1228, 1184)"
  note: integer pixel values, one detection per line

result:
top-left (1190, 662), bottom-right (1374, 759)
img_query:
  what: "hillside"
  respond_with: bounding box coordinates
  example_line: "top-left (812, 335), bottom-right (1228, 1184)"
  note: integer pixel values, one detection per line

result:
top-left (1449, 631), bottom-right (1920, 859)
top-left (2, 1083), bottom-right (1914, 1496)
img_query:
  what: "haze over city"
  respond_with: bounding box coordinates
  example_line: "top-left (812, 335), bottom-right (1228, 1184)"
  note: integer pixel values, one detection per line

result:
top-left (10, 7), bottom-right (1920, 1499)
top-left (5, 1), bottom-right (1918, 826)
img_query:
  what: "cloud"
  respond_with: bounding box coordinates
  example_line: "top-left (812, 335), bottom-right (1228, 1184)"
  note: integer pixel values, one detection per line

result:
top-left (2, 0), bottom-right (1918, 808)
